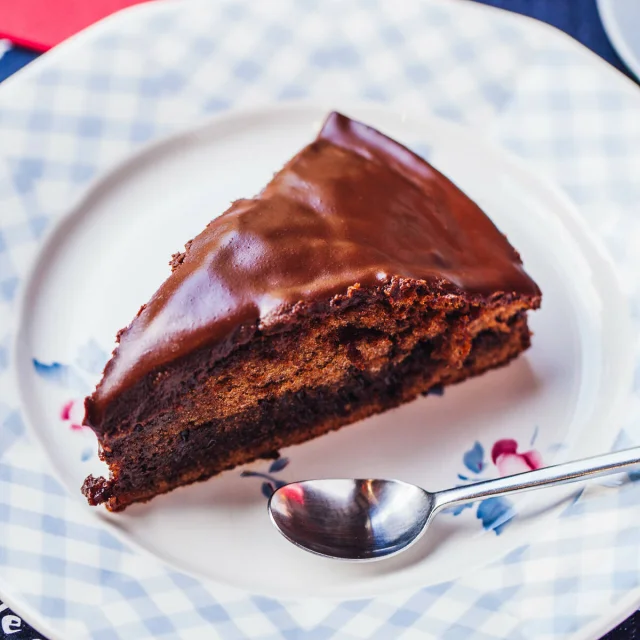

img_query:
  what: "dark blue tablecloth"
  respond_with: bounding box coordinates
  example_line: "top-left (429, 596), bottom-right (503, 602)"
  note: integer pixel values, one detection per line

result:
top-left (0, 1), bottom-right (637, 638)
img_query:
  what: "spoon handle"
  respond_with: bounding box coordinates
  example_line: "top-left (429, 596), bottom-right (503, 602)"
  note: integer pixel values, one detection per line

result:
top-left (432, 445), bottom-right (640, 512)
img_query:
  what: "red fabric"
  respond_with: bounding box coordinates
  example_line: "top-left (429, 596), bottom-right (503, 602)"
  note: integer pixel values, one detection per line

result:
top-left (0, 0), bottom-right (156, 51)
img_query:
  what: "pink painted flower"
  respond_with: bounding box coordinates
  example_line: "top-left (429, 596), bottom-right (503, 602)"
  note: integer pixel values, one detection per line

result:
top-left (491, 439), bottom-right (543, 476)
top-left (60, 399), bottom-right (86, 431)
top-left (60, 400), bottom-right (74, 421)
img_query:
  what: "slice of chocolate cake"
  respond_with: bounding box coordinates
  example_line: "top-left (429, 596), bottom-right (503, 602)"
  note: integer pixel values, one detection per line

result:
top-left (82, 112), bottom-right (541, 511)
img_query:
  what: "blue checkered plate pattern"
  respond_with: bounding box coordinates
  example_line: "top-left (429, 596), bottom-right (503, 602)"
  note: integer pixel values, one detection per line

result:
top-left (1, 0), bottom-right (640, 637)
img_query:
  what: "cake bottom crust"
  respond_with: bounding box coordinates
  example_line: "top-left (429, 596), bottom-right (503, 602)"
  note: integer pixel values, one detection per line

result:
top-left (83, 316), bottom-right (531, 511)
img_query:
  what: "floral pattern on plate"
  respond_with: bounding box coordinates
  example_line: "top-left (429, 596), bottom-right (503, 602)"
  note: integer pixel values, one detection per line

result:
top-left (446, 428), bottom-right (547, 534)
top-left (241, 458), bottom-right (290, 498)
top-left (33, 339), bottom-right (107, 462)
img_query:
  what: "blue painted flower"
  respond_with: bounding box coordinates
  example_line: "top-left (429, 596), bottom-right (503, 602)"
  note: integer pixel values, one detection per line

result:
top-left (33, 339), bottom-right (109, 394)
top-left (463, 442), bottom-right (484, 474)
top-left (269, 458), bottom-right (289, 473)
top-left (261, 482), bottom-right (275, 498)
top-left (444, 502), bottom-right (474, 516)
top-left (476, 497), bottom-right (515, 535)
top-left (33, 359), bottom-right (90, 393)
top-left (530, 425), bottom-right (539, 446)
top-left (241, 458), bottom-right (290, 498)
top-left (426, 384), bottom-right (444, 397)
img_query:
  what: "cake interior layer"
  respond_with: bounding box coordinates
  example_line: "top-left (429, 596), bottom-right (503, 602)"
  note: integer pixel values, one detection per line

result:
top-left (84, 291), bottom-right (535, 511)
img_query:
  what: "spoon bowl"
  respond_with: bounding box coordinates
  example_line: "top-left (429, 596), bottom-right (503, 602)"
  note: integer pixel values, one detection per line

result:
top-left (268, 479), bottom-right (434, 560)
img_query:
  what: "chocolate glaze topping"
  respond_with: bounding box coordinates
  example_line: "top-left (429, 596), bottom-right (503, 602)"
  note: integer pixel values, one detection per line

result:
top-left (86, 112), bottom-right (540, 428)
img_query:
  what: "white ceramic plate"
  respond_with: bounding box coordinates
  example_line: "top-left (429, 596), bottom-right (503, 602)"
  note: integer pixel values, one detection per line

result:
top-left (2, 1), bottom-right (640, 637)
top-left (13, 102), bottom-right (633, 601)
top-left (597, 0), bottom-right (640, 80)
